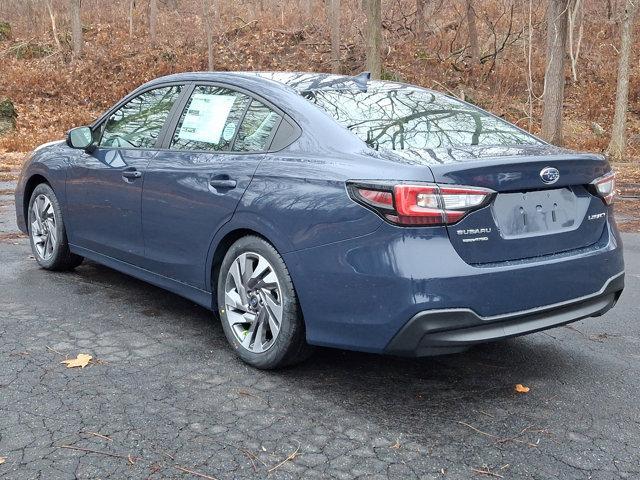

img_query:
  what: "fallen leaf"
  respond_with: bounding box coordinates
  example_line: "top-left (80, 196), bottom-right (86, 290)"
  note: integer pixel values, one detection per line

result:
top-left (61, 354), bottom-right (93, 368)
top-left (0, 456), bottom-right (5, 464)
top-left (514, 384), bottom-right (530, 393)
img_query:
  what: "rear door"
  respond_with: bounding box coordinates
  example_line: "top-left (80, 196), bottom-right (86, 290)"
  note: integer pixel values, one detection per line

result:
top-left (430, 151), bottom-right (610, 264)
top-left (141, 84), bottom-right (283, 289)
top-left (65, 85), bottom-right (183, 263)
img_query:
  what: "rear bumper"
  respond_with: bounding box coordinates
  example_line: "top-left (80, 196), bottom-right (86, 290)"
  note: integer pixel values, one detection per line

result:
top-left (284, 220), bottom-right (624, 354)
top-left (384, 271), bottom-right (624, 356)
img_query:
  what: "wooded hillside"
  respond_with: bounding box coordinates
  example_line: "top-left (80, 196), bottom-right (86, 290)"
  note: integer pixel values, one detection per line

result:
top-left (0, 0), bottom-right (638, 162)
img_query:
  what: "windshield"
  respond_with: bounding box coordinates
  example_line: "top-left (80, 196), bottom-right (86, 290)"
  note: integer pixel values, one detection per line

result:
top-left (301, 83), bottom-right (541, 150)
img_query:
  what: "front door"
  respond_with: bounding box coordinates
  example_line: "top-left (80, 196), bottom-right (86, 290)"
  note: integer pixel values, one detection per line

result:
top-left (65, 85), bottom-right (183, 263)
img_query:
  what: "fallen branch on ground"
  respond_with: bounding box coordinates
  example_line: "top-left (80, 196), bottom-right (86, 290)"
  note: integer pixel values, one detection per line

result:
top-left (174, 465), bottom-right (218, 479)
top-left (268, 445), bottom-right (300, 473)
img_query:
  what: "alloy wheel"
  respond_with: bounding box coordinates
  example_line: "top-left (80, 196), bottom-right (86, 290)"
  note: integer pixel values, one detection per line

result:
top-left (224, 251), bottom-right (283, 354)
top-left (30, 194), bottom-right (57, 261)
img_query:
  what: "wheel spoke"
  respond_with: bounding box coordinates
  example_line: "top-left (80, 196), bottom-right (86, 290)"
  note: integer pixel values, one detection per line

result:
top-left (227, 308), bottom-right (250, 326)
top-left (263, 291), bottom-right (282, 324)
top-left (31, 220), bottom-right (42, 236)
top-left (34, 197), bottom-right (42, 219)
top-left (41, 198), bottom-right (52, 218)
top-left (48, 222), bottom-right (57, 248)
top-left (240, 317), bottom-right (259, 350)
top-left (229, 258), bottom-right (248, 305)
top-left (266, 310), bottom-right (280, 338)
top-left (253, 318), bottom-right (267, 353)
top-left (250, 256), bottom-right (270, 281)
top-left (43, 233), bottom-right (50, 256)
top-left (32, 204), bottom-right (43, 231)
top-left (225, 289), bottom-right (248, 312)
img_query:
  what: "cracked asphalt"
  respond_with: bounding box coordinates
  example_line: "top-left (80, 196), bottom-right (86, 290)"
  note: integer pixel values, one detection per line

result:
top-left (1, 181), bottom-right (639, 479)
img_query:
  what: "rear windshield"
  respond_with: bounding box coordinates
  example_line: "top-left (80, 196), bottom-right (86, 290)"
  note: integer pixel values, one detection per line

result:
top-left (301, 84), bottom-right (541, 150)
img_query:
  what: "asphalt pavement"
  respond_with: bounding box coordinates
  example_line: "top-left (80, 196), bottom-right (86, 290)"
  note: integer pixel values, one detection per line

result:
top-left (1, 183), bottom-right (639, 479)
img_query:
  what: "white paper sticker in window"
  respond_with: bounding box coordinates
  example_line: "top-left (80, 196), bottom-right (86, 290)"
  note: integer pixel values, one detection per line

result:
top-left (177, 94), bottom-right (236, 144)
top-left (222, 122), bottom-right (236, 142)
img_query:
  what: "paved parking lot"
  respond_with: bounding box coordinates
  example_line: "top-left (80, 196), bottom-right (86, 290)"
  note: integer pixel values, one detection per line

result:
top-left (1, 183), bottom-right (639, 479)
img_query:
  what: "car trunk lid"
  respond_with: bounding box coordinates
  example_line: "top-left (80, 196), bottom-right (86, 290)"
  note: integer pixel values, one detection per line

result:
top-left (390, 145), bottom-right (611, 264)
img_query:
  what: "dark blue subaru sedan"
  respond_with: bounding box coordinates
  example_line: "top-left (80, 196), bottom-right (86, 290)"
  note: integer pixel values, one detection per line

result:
top-left (15, 72), bottom-right (624, 368)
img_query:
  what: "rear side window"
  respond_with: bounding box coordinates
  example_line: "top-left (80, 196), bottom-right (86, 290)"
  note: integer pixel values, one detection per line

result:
top-left (170, 86), bottom-right (250, 152)
top-left (100, 86), bottom-right (182, 149)
top-left (234, 100), bottom-right (282, 152)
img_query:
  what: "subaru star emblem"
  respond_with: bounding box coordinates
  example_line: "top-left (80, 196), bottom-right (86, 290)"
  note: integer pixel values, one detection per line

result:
top-left (540, 167), bottom-right (560, 184)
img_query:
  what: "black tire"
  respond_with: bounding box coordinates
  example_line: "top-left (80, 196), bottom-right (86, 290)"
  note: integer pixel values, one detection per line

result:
top-left (217, 235), bottom-right (313, 369)
top-left (27, 183), bottom-right (84, 271)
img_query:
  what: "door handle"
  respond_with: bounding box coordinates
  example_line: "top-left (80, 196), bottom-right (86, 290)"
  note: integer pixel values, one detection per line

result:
top-left (122, 169), bottom-right (142, 180)
top-left (209, 179), bottom-right (237, 189)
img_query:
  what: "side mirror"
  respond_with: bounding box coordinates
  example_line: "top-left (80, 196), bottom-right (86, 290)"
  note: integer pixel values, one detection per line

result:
top-left (67, 126), bottom-right (95, 151)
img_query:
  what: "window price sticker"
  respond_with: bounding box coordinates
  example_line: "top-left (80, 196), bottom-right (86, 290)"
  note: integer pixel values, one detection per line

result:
top-left (178, 94), bottom-right (236, 144)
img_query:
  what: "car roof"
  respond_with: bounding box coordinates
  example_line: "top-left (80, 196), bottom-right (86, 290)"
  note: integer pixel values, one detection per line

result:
top-left (142, 71), bottom-right (417, 95)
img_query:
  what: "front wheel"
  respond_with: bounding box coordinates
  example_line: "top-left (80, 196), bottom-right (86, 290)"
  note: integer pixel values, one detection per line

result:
top-left (217, 236), bottom-right (312, 369)
top-left (28, 183), bottom-right (84, 271)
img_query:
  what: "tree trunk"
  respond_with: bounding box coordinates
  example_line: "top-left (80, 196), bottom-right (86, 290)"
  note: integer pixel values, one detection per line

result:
top-left (329, 0), bottom-right (340, 73)
top-left (568, 0), bottom-right (584, 82)
top-left (69, 0), bottom-right (83, 59)
top-left (202, 0), bottom-right (215, 70)
top-left (466, 0), bottom-right (480, 64)
top-left (129, 0), bottom-right (135, 37)
top-left (415, 0), bottom-right (424, 37)
top-left (541, 0), bottom-right (570, 146)
top-left (149, 0), bottom-right (158, 45)
top-left (44, 0), bottom-right (62, 51)
top-left (607, 0), bottom-right (640, 160)
top-left (364, 0), bottom-right (382, 79)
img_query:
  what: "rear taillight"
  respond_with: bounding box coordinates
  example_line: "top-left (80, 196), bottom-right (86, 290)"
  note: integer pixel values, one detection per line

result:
top-left (348, 181), bottom-right (494, 226)
top-left (590, 171), bottom-right (616, 205)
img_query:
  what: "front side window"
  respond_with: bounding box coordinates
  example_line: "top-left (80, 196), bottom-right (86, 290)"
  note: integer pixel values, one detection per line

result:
top-left (170, 86), bottom-right (250, 152)
top-left (100, 86), bottom-right (182, 149)
top-left (302, 84), bottom-right (542, 150)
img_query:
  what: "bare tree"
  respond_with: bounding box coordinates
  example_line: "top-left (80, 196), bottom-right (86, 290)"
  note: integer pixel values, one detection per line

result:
top-left (44, 0), bottom-right (62, 51)
top-left (201, 0), bottom-right (216, 70)
top-left (608, 0), bottom-right (640, 160)
top-left (466, 0), bottom-right (480, 64)
top-left (541, 0), bottom-right (570, 145)
top-left (329, 0), bottom-right (340, 73)
top-left (415, 0), bottom-right (425, 37)
top-left (69, 0), bottom-right (83, 59)
top-left (568, 0), bottom-right (584, 81)
top-left (364, 0), bottom-right (382, 79)
top-left (129, 0), bottom-right (135, 37)
top-left (149, 0), bottom-right (158, 44)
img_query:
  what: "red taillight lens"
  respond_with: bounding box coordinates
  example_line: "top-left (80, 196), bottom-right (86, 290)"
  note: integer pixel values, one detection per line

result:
top-left (357, 188), bottom-right (393, 208)
top-left (349, 182), bottom-right (494, 226)
top-left (393, 184), bottom-right (445, 224)
top-left (591, 171), bottom-right (616, 205)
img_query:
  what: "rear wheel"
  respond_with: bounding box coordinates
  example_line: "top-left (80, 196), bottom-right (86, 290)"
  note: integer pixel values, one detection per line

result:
top-left (28, 183), bottom-right (83, 271)
top-left (217, 236), bottom-right (312, 369)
